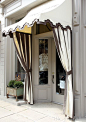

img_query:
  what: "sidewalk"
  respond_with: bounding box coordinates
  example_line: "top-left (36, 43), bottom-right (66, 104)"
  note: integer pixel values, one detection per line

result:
top-left (0, 97), bottom-right (85, 122)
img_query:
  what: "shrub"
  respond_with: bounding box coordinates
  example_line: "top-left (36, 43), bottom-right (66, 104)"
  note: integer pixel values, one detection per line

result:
top-left (14, 81), bottom-right (24, 88)
top-left (8, 80), bottom-right (16, 87)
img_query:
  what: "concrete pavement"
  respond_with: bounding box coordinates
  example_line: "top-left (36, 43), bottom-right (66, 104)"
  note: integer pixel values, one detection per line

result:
top-left (0, 98), bottom-right (85, 122)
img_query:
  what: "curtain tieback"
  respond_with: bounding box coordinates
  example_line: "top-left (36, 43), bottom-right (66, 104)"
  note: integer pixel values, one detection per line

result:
top-left (26, 69), bottom-right (32, 73)
top-left (66, 70), bottom-right (72, 75)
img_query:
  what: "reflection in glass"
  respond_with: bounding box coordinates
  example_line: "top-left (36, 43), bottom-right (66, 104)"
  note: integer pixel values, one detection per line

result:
top-left (56, 50), bottom-right (66, 95)
top-left (15, 53), bottom-right (25, 82)
top-left (39, 39), bottom-right (48, 85)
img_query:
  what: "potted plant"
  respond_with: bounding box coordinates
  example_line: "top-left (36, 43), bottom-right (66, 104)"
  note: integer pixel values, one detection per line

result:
top-left (6, 80), bottom-right (24, 101)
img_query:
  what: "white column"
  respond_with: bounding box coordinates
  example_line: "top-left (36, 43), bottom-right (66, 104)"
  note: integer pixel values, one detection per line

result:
top-left (0, 12), bottom-right (5, 96)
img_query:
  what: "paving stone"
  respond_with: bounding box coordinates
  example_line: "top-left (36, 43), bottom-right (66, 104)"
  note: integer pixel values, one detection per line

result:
top-left (75, 118), bottom-right (86, 122)
top-left (0, 114), bottom-right (34, 122)
top-left (3, 104), bottom-right (27, 113)
top-left (0, 107), bottom-right (13, 118)
top-left (18, 109), bottom-right (47, 121)
top-left (0, 99), bottom-right (75, 122)
top-left (0, 100), bottom-right (11, 107)
top-left (36, 116), bottom-right (62, 122)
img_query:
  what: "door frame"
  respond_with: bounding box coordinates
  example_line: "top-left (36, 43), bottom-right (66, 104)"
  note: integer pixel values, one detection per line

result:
top-left (33, 31), bottom-right (64, 104)
top-left (32, 31), bottom-right (53, 102)
top-left (51, 39), bottom-right (64, 105)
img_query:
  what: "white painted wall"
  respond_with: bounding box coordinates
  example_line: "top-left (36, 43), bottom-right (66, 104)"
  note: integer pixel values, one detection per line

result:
top-left (0, 9), bottom-right (5, 96)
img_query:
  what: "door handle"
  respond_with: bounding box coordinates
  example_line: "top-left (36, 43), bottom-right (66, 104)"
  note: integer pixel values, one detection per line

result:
top-left (52, 75), bottom-right (54, 84)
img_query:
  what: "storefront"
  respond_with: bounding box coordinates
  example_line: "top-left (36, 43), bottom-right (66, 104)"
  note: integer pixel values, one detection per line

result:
top-left (4, 0), bottom-right (86, 120)
top-left (32, 23), bottom-right (66, 105)
top-left (14, 22), bottom-right (66, 105)
top-left (2, 0), bottom-right (73, 119)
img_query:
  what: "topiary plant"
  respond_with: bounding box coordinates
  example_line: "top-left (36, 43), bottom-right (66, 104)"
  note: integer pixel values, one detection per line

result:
top-left (14, 81), bottom-right (24, 88)
top-left (8, 80), bottom-right (16, 87)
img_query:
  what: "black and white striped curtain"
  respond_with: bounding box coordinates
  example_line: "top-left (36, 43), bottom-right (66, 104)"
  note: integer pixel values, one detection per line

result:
top-left (52, 26), bottom-right (73, 118)
top-left (13, 32), bottom-right (33, 104)
top-left (12, 23), bottom-right (73, 118)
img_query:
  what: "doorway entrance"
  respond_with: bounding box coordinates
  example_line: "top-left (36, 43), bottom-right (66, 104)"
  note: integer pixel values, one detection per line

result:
top-left (33, 34), bottom-right (65, 104)
top-left (51, 39), bottom-right (65, 105)
top-left (33, 37), bottom-right (52, 102)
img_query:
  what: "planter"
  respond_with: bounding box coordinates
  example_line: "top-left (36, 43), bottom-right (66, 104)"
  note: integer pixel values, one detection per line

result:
top-left (6, 86), bottom-right (24, 101)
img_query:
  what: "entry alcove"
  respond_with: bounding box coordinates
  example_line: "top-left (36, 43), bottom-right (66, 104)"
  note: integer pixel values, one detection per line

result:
top-left (2, 0), bottom-right (73, 119)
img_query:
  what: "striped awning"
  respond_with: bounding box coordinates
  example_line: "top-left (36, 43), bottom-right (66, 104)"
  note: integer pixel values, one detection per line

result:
top-left (2, 0), bottom-right (72, 36)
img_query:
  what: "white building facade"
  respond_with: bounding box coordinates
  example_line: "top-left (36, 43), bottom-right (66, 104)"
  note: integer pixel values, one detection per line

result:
top-left (0, 0), bottom-right (85, 119)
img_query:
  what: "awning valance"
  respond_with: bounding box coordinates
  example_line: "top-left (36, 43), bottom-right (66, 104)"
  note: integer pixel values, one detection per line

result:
top-left (2, 0), bottom-right (72, 36)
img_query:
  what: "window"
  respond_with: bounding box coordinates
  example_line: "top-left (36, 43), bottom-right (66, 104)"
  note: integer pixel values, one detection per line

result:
top-left (56, 50), bottom-right (66, 95)
top-left (39, 39), bottom-right (48, 85)
top-left (15, 53), bottom-right (25, 82)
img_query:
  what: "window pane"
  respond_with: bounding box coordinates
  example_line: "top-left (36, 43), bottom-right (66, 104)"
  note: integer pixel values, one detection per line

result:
top-left (39, 39), bottom-right (48, 85)
top-left (56, 50), bottom-right (66, 95)
top-left (15, 53), bottom-right (25, 82)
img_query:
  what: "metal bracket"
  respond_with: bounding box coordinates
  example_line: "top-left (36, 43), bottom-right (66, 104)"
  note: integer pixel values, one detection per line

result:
top-left (73, 14), bottom-right (79, 26)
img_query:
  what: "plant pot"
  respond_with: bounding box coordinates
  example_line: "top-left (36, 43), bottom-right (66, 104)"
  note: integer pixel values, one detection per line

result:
top-left (6, 86), bottom-right (24, 101)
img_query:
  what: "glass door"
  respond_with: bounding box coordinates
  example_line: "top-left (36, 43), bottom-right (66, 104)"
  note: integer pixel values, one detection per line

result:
top-left (56, 51), bottom-right (66, 95)
top-left (52, 39), bottom-right (65, 104)
top-left (39, 39), bottom-right (48, 85)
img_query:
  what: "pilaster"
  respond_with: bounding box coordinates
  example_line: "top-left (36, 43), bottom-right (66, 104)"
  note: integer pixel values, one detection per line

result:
top-left (73, 0), bottom-right (86, 118)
